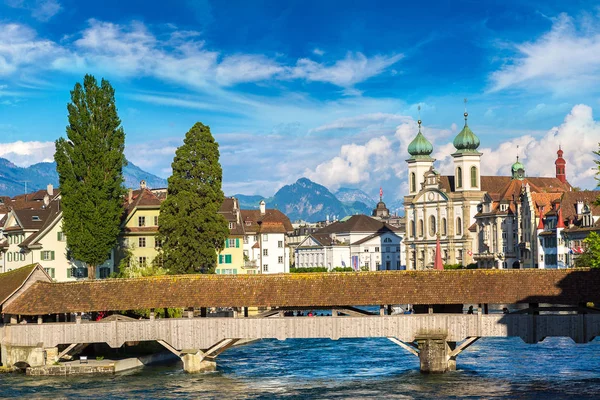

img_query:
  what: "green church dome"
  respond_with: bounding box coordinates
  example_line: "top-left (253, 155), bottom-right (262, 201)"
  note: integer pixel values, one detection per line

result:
top-left (408, 120), bottom-right (433, 158)
top-left (453, 112), bottom-right (480, 153)
top-left (511, 159), bottom-right (524, 172)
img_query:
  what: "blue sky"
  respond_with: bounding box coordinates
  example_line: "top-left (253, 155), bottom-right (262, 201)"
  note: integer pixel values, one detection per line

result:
top-left (1, 0), bottom-right (600, 199)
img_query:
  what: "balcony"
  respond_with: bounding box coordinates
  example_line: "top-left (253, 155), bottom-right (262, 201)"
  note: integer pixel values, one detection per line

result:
top-left (243, 260), bottom-right (258, 269)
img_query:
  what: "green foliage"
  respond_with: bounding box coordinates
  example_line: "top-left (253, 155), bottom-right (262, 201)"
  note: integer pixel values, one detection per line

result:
top-left (158, 122), bottom-right (229, 274)
top-left (55, 75), bottom-right (126, 279)
top-left (96, 356), bottom-right (104, 361)
top-left (290, 267), bottom-right (328, 273)
top-left (575, 232), bottom-right (600, 268)
top-left (444, 263), bottom-right (463, 270)
top-left (360, 266), bottom-right (369, 271)
top-left (113, 244), bottom-right (168, 278)
top-left (331, 267), bottom-right (355, 272)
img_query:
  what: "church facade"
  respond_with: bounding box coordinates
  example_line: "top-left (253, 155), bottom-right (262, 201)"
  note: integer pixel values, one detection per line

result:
top-left (403, 112), bottom-right (571, 270)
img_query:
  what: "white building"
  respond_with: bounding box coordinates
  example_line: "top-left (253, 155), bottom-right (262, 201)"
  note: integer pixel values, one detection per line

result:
top-left (241, 201), bottom-right (293, 274)
top-left (296, 215), bottom-right (404, 271)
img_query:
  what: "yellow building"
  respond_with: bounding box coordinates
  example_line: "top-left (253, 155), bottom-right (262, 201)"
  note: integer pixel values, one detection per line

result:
top-left (118, 182), bottom-right (163, 269)
top-left (215, 198), bottom-right (249, 274)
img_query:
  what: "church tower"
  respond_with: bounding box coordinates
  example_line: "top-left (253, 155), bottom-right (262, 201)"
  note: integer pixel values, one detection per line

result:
top-left (555, 146), bottom-right (566, 183)
top-left (406, 118), bottom-right (434, 195)
top-left (452, 104), bottom-right (481, 192)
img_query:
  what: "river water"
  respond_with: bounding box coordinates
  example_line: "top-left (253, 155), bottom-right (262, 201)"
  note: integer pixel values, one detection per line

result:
top-left (2, 337), bottom-right (600, 399)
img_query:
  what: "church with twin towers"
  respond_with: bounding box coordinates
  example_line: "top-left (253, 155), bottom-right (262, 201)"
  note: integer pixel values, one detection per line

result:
top-left (403, 107), bottom-right (572, 270)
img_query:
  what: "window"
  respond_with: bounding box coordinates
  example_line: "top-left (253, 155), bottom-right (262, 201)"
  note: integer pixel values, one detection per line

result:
top-left (138, 216), bottom-right (146, 227)
top-left (20, 253), bottom-right (24, 261)
top-left (410, 220), bottom-right (415, 238)
top-left (418, 219), bottom-right (424, 237)
top-left (457, 250), bottom-right (463, 260)
top-left (99, 267), bottom-right (110, 279)
top-left (155, 238), bottom-right (162, 248)
top-left (7, 252), bottom-right (12, 262)
top-left (429, 215), bottom-right (437, 237)
top-left (278, 256), bottom-right (284, 264)
top-left (154, 216), bottom-right (159, 226)
top-left (57, 231), bottom-right (66, 242)
top-left (457, 167), bottom-right (463, 188)
top-left (410, 172), bottom-right (416, 193)
top-left (385, 261), bottom-right (391, 270)
top-left (228, 239), bottom-right (236, 248)
top-left (263, 264), bottom-right (269, 272)
top-left (262, 234), bottom-right (268, 242)
top-left (386, 247), bottom-right (390, 253)
top-left (470, 166), bottom-right (478, 188)
top-left (68, 267), bottom-right (88, 278)
top-left (263, 249), bottom-right (268, 256)
top-left (376, 262), bottom-right (381, 269)
top-left (139, 237), bottom-right (146, 248)
top-left (41, 250), bottom-right (55, 261)
top-left (139, 257), bottom-right (147, 267)
top-left (244, 236), bottom-right (249, 244)
top-left (375, 247), bottom-right (380, 252)
top-left (229, 222), bottom-right (235, 229)
top-left (456, 217), bottom-right (462, 236)
top-left (278, 241), bottom-right (283, 248)
top-left (364, 248), bottom-right (369, 253)
top-left (441, 218), bottom-right (447, 236)
top-left (384, 238), bottom-right (392, 243)
top-left (396, 246), bottom-right (400, 252)
top-left (44, 267), bottom-right (55, 279)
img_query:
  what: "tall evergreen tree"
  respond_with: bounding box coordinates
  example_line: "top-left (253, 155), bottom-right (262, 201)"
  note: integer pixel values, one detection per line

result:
top-left (159, 122), bottom-right (229, 274)
top-left (55, 75), bottom-right (126, 279)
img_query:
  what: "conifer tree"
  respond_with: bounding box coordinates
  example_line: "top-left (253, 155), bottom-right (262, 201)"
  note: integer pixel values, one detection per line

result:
top-left (159, 122), bottom-right (229, 274)
top-left (55, 75), bottom-right (126, 279)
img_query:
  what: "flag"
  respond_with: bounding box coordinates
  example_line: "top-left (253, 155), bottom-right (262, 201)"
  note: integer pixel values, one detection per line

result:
top-left (569, 248), bottom-right (574, 254)
top-left (379, 187), bottom-right (383, 199)
top-left (341, 260), bottom-right (346, 267)
top-left (351, 256), bottom-right (359, 271)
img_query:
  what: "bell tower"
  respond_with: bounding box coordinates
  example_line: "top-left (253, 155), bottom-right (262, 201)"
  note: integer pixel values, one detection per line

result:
top-left (555, 146), bottom-right (566, 183)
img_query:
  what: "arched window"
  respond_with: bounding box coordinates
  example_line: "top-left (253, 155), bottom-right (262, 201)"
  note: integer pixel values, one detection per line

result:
top-left (456, 167), bottom-right (463, 188)
top-left (418, 219), bottom-right (424, 237)
top-left (410, 172), bottom-right (416, 193)
top-left (441, 218), bottom-right (447, 236)
top-left (471, 166), bottom-right (478, 188)
top-left (410, 220), bottom-right (415, 238)
top-left (429, 215), bottom-right (436, 237)
top-left (456, 217), bottom-right (462, 236)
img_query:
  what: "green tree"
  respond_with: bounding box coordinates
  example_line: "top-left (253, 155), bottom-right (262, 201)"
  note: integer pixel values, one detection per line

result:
top-left (55, 75), bottom-right (126, 279)
top-left (575, 232), bottom-right (600, 268)
top-left (158, 122), bottom-right (229, 274)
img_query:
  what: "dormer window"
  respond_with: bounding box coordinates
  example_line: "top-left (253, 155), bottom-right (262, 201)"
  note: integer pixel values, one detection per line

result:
top-left (245, 220), bottom-right (252, 226)
top-left (32, 216), bottom-right (40, 221)
top-left (500, 204), bottom-right (508, 212)
top-left (229, 222), bottom-right (235, 229)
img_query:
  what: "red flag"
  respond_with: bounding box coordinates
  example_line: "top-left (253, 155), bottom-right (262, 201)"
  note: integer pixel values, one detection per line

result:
top-left (434, 236), bottom-right (444, 270)
top-left (379, 187), bottom-right (383, 199)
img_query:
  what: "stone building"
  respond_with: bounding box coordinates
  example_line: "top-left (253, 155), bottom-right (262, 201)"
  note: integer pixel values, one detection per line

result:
top-left (403, 112), bottom-right (572, 270)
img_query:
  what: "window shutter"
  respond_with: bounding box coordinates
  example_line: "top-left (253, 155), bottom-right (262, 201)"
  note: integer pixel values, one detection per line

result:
top-left (219, 255), bottom-right (223, 264)
top-left (226, 255), bottom-right (232, 264)
top-left (51, 251), bottom-right (55, 261)
top-left (236, 238), bottom-right (240, 248)
top-left (225, 239), bottom-right (229, 248)
top-left (57, 232), bottom-right (61, 240)
top-left (67, 268), bottom-right (72, 278)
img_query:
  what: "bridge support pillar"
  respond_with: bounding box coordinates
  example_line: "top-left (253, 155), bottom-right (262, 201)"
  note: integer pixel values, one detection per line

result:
top-left (181, 353), bottom-right (216, 373)
top-left (416, 335), bottom-right (452, 373)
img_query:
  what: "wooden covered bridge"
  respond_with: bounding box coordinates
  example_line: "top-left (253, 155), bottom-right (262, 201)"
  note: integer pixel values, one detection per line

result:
top-left (1, 264), bottom-right (600, 373)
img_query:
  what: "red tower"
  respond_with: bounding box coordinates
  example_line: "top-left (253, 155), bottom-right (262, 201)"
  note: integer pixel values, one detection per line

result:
top-left (555, 146), bottom-right (566, 183)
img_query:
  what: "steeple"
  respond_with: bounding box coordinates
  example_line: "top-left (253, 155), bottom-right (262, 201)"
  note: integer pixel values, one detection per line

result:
top-left (511, 146), bottom-right (525, 180)
top-left (407, 118), bottom-right (433, 159)
top-left (555, 145), bottom-right (566, 183)
top-left (452, 99), bottom-right (480, 153)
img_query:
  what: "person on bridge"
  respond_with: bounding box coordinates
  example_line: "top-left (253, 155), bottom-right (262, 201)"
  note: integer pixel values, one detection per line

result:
top-left (467, 306), bottom-right (474, 314)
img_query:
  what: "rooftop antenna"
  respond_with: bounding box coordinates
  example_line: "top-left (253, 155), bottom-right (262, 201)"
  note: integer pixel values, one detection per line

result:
top-left (19, 180), bottom-right (30, 201)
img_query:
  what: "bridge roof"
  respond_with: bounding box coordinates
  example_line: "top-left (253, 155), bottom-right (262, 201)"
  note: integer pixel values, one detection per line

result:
top-left (5, 269), bottom-right (600, 315)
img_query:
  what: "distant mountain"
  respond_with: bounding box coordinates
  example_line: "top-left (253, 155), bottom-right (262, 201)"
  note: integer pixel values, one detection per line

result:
top-left (233, 194), bottom-right (266, 209)
top-left (0, 157), bottom-right (167, 197)
top-left (335, 187), bottom-right (377, 208)
top-left (267, 178), bottom-right (354, 222)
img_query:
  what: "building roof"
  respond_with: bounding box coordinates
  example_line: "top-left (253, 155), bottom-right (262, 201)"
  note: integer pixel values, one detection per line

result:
top-left (352, 230), bottom-right (400, 245)
top-left (241, 209), bottom-right (293, 233)
top-left (407, 124), bottom-right (433, 159)
top-left (316, 215), bottom-right (399, 235)
top-left (218, 197), bottom-right (245, 235)
top-left (559, 191), bottom-right (600, 220)
top-left (5, 269), bottom-right (600, 315)
top-left (0, 264), bottom-right (49, 308)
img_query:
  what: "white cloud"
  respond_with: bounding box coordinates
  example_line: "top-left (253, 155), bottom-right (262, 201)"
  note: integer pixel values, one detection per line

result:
top-left (489, 13), bottom-right (600, 94)
top-left (291, 52), bottom-right (403, 88)
top-left (313, 48), bottom-right (325, 56)
top-left (1, 20), bottom-right (402, 92)
top-left (309, 113), bottom-right (410, 133)
top-left (0, 140), bottom-right (55, 166)
top-left (5, 0), bottom-right (62, 22)
top-left (0, 23), bottom-right (61, 76)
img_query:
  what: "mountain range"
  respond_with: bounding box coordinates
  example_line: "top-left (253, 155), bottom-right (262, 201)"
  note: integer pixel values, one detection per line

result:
top-left (0, 157), bottom-right (167, 197)
top-left (233, 178), bottom-right (402, 223)
top-left (0, 156), bottom-right (401, 222)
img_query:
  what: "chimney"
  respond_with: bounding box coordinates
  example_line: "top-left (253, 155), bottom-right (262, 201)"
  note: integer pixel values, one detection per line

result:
top-left (47, 184), bottom-right (54, 196)
top-left (140, 180), bottom-right (147, 189)
top-left (128, 188), bottom-right (133, 204)
top-left (259, 200), bottom-right (266, 215)
top-left (576, 200), bottom-right (583, 215)
top-left (43, 194), bottom-right (50, 207)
